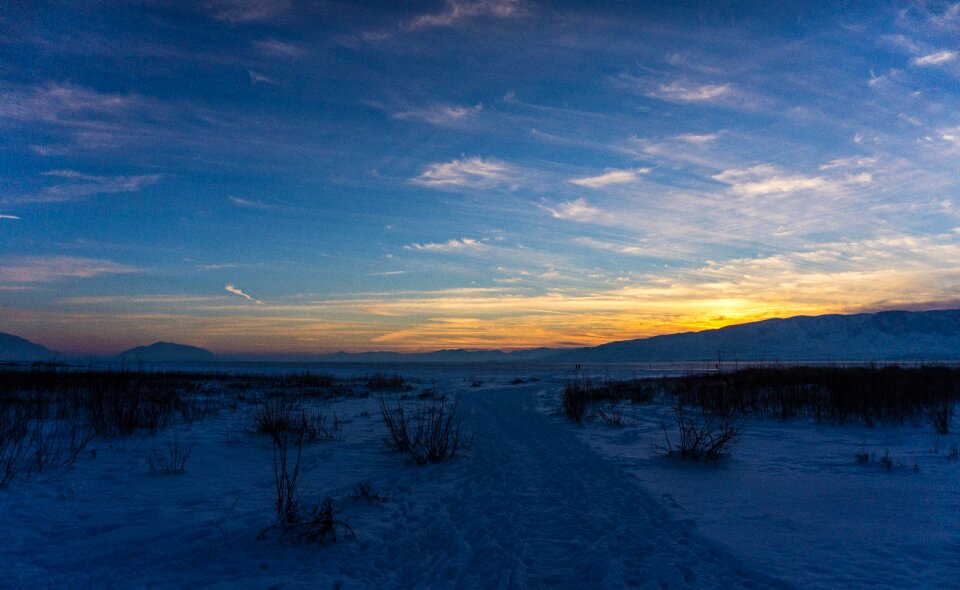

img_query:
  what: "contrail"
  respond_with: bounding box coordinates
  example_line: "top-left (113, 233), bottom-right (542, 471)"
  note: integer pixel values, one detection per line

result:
top-left (225, 284), bottom-right (263, 304)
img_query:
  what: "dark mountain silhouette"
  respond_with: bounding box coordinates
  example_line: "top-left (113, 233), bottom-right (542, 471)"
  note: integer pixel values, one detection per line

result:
top-left (118, 342), bottom-right (218, 363)
top-left (0, 332), bottom-right (58, 362)
top-left (546, 309), bottom-right (960, 362)
top-left (271, 309), bottom-right (960, 363)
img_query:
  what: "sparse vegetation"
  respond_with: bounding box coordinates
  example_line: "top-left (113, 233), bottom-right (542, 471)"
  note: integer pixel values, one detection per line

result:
top-left (0, 391), bottom-right (93, 486)
top-left (562, 370), bottom-right (657, 423)
top-left (662, 401), bottom-right (743, 462)
top-left (594, 404), bottom-right (625, 426)
top-left (259, 497), bottom-right (354, 544)
top-left (660, 365), bottom-right (960, 427)
top-left (561, 374), bottom-right (589, 423)
top-left (253, 398), bottom-right (343, 442)
top-left (350, 480), bottom-right (389, 503)
top-left (880, 451), bottom-right (894, 471)
top-left (378, 394), bottom-right (470, 464)
top-left (146, 434), bottom-right (192, 475)
top-left (930, 398), bottom-right (953, 434)
top-left (366, 373), bottom-right (410, 393)
top-left (271, 423), bottom-right (305, 524)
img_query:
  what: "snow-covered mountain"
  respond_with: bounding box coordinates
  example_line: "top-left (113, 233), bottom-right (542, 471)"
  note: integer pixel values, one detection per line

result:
top-left (117, 342), bottom-right (218, 363)
top-left (0, 332), bottom-right (59, 362)
top-left (548, 309), bottom-right (960, 362)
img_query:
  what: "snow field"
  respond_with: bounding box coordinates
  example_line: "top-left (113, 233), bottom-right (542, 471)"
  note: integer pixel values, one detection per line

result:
top-left (3, 366), bottom-right (956, 588)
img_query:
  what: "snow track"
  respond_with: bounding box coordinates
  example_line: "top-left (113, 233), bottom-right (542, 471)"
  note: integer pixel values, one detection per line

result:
top-left (366, 384), bottom-right (789, 589)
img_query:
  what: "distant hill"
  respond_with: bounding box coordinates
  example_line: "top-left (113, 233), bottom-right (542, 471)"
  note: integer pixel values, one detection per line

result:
top-left (0, 332), bottom-right (58, 362)
top-left (546, 309), bottom-right (960, 363)
top-left (255, 309), bottom-right (960, 364)
top-left (118, 342), bottom-right (218, 363)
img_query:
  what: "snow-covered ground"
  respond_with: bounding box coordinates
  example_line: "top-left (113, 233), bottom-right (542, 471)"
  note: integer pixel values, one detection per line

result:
top-left (2, 365), bottom-right (957, 588)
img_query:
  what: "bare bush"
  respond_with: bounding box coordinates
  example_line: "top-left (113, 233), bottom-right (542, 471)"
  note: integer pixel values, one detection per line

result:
top-left (879, 451), bottom-right (894, 471)
top-left (662, 402), bottom-right (743, 462)
top-left (83, 386), bottom-right (179, 438)
top-left (378, 394), bottom-right (470, 464)
top-left (311, 412), bottom-right (343, 442)
top-left (0, 393), bottom-right (93, 486)
top-left (350, 480), bottom-right (388, 503)
top-left (0, 399), bottom-right (30, 486)
top-left (254, 398), bottom-right (342, 442)
top-left (270, 423), bottom-right (307, 524)
top-left (594, 404), bottom-right (625, 426)
top-left (561, 377), bottom-right (588, 423)
top-left (259, 497), bottom-right (354, 544)
top-left (254, 398), bottom-right (300, 437)
top-left (366, 373), bottom-right (410, 392)
top-left (146, 435), bottom-right (192, 475)
top-left (930, 399), bottom-right (953, 434)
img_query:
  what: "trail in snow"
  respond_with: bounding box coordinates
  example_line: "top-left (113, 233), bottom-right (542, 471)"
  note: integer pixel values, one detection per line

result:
top-left (366, 383), bottom-right (789, 589)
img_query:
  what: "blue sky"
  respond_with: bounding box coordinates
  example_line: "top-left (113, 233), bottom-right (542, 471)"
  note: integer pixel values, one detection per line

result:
top-left (2, 0), bottom-right (960, 354)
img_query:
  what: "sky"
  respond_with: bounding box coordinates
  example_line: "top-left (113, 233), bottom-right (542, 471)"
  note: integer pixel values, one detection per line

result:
top-left (2, 0), bottom-right (960, 355)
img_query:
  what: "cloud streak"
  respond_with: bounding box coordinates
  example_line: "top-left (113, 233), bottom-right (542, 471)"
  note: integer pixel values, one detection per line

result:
top-left (405, 238), bottom-right (490, 253)
top-left (569, 168), bottom-right (650, 188)
top-left (412, 157), bottom-right (513, 188)
top-left (712, 165), bottom-right (872, 197)
top-left (913, 50), bottom-right (958, 66)
top-left (0, 256), bottom-right (140, 283)
top-left (203, 0), bottom-right (289, 23)
top-left (404, 0), bottom-right (524, 31)
top-left (5, 170), bottom-right (163, 205)
top-left (225, 284), bottom-right (263, 304)
top-left (393, 103), bottom-right (483, 127)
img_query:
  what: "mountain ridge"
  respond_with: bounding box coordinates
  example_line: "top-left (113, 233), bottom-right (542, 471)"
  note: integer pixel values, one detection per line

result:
top-left (3, 308), bottom-right (960, 363)
top-left (117, 342), bottom-right (218, 363)
top-left (0, 332), bottom-right (59, 362)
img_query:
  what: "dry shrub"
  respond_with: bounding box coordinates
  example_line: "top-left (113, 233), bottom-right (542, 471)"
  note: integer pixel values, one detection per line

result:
top-left (378, 394), bottom-right (470, 464)
top-left (662, 401), bottom-right (742, 462)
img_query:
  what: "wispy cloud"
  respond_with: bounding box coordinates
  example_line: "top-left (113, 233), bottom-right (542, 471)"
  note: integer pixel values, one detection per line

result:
top-left (712, 164), bottom-right (872, 197)
top-left (0, 83), bottom-right (141, 124)
top-left (5, 170), bottom-right (163, 205)
top-left (0, 256), bottom-right (140, 283)
top-left (675, 133), bottom-right (719, 144)
top-left (412, 156), bottom-right (513, 188)
top-left (248, 70), bottom-right (277, 85)
top-left (650, 81), bottom-right (734, 103)
top-left (253, 39), bottom-right (306, 58)
top-left (541, 198), bottom-right (606, 222)
top-left (393, 103), bottom-right (482, 127)
top-left (368, 270), bottom-right (408, 276)
top-left (28, 144), bottom-right (70, 157)
top-left (225, 284), bottom-right (263, 304)
top-left (0, 215), bottom-right (19, 220)
top-left (569, 167), bottom-right (650, 188)
top-left (573, 236), bottom-right (647, 256)
top-left (405, 238), bottom-right (489, 253)
top-left (912, 50), bottom-right (958, 66)
top-left (404, 0), bottom-right (524, 31)
top-left (203, 0), bottom-right (289, 23)
top-left (818, 156), bottom-right (879, 171)
top-left (229, 196), bottom-right (280, 210)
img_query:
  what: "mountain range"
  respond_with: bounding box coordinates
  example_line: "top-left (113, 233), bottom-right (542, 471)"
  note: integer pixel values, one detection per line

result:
top-left (3, 309), bottom-right (960, 364)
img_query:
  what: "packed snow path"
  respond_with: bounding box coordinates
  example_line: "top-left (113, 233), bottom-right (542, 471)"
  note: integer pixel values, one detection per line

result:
top-left (3, 382), bottom-right (793, 589)
top-left (380, 384), bottom-right (791, 589)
